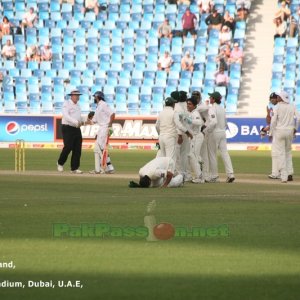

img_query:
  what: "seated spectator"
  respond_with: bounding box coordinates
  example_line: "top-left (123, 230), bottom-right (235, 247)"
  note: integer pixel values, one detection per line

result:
top-left (197, 0), bottom-right (214, 14)
top-left (215, 68), bottom-right (229, 86)
top-left (219, 25), bottom-right (232, 46)
top-left (157, 51), bottom-right (173, 72)
top-left (178, 0), bottom-right (191, 5)
top-left (289, 7), bottom-right (300, 37)
top-left (22, 7), bottom-right (38, 28)
top-left (274, 17), bottom-right (287, 39)
top-left (181, 7), bottom-right (197, 40)
top-left (1, 39), bottom-right (16, 60)
top-left (40, 42), bottom-right (52, 61)
top-left (25, 45), bottom-right (41, 62)
top-left (60, 0), bottom-right (75, 4)
top-left (83, 0), bottom-right (100, 15)
top-left (215, 44), bottom-right (231, 70)
top-left (181, 51), bottom-right (194, 71)
top-left (229, 43), bottom-right (244, 64)
top-left (223, 11), bottom-right (236, 33)
top-left (205, 8), bottom-right (224, 32)
top-left (0, 17), bottom-right (12, 38)
top-left (275, 1), bottom-right (291, 22)
top-left (158, 19), bottom-right (173, 39)
top-left (236, 0), bottom-right (251, 10)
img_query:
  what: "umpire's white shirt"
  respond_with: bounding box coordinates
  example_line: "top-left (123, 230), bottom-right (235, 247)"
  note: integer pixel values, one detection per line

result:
top-left (62, 100), bottom-right (82, 127)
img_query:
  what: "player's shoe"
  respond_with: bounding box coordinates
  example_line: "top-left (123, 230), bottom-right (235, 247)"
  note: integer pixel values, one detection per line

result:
top-left (226, 176), bottom-right (235, 183)
top-left (268, 174), bottom-right (280, 179)
top-left (57, 162), bottom-right (63, 172)
top-left (205, 177), bottom-right (220, 183)
top-left (287, 175), bottom-right (293, 181)
top-left (192, 177), bottom-right (205, 184)
top-left (89, 170), bottom-right (104, 174)
top-left (70, 169), bottom-right (83, 174)
top-left (184, 174), bottom-right (193, 182)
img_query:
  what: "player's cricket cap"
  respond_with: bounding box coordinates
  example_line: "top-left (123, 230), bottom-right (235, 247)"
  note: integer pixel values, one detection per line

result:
top-left (170, 91), bottom-right (180, 102)
top-left (68, 90), bottom-right (82, 96)
top-left (179, 90), bottom-right (187, 102)
top-left (208, 91), bottom-right (222, 101)
top-left (278, 91), bottom-right (290, 103)
top-left (165, 97), bottom-right (176, 105)
top-left (269, 92), bottom-right (278, 99)
top-left (93, 91), bottom-right (105, 100)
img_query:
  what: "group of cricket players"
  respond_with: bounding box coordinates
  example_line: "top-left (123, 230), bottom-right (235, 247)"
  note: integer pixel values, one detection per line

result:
top-left (136, 89), bottom-right (300, 188)
top-left (136, 89), bottom-right (235, 188)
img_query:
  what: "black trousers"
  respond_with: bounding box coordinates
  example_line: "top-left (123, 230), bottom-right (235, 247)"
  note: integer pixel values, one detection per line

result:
top-left (58, 125), bottom-right (82, 171)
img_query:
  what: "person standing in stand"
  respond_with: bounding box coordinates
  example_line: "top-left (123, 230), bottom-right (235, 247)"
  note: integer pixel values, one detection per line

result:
top-left (57, 90), bottom-right (87, 174)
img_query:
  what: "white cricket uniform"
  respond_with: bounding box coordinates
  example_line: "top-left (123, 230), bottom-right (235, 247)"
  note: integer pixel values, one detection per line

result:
top-left (155, 106), bottom-right (189, 165)
top-left (196, 103), bottom-right (209, 180)
top-left (205, 103), bottom-right (234, 179)
top-left (139, 157), bottom-right (183, 188)
top-left (174, 102), bottom-right (190, 174)
top-left (188, 109), bottom-right (204, 179)
top-left (270, 102), bottom-right (300, 181)
top-left (92, 100), bottom-right (114, 172)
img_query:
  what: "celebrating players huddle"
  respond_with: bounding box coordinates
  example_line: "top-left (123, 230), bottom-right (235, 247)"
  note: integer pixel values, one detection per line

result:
top-left (134, 90), bottom-right (235, 188)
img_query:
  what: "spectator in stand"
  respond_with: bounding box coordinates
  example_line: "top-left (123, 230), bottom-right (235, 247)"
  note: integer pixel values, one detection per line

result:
top-left (1, 39), bottom-right (16, 60)
top-left (181, 51), bottom-right (194, 71)
top-left (0, 17), bottom-right (12, 38)
top-left (158, 51), bottom-right (173, 72)
top-left (223, 11), bottom-right (236, 33)
top-left (197, 0), bottom-right (214, 14)
top-left (289, 6), bottom-right (300, 37)
top-left (40, 42), bottom-right (52, 61)
top-left (181, 7), bottom-right (198, 40)
top-left (25, 45), bottom-right (41, 62)
top-left (236, 0), bottom-right (251, 11)
top-left (229, 42), bottom-right (244, 64)
top-left (22, 7), bottom-right (38, 28)
top-left (236, 4), bottom-right (250, 21)
top-left (215, 68), bottom-right (229, 87)
top-left (178, 0), bottom-right (191, 5)
top-left (158, 19), bottom-right (173, 39)
top-left (215, 44), bottom-right (231, 70)
top-left (205, 8), bottom-right (224, 32)
top-left (219, 25), bottom-right (232, 46)
top-left (60, 0), bottom-right (75, 4)
top-left (274, 17), bottom-right (287, 39)
top-left (275, 1), bottom-right (291, 22)
top-left (83, 0), bottom-right (100, 16)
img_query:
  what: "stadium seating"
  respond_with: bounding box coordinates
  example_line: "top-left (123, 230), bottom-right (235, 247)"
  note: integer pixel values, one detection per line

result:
top-left (0, 0), bottom-right (249, 115)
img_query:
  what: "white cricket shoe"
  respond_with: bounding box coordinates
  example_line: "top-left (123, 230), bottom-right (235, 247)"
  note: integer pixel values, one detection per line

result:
top-left (105, 164), bottom-right (115, 174)
top-left (70, 169), bottom-right (83, 174)
top-left (192, 177), bottom-right (205, 184)
top-left (57, 162), bottom-right (63, 172)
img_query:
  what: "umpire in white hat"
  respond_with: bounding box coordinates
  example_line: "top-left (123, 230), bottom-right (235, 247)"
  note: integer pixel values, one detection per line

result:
top-left (57, 90), bottom-right (85, 174)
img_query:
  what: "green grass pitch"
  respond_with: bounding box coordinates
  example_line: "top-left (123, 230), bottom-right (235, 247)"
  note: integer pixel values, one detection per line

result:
top-left (0, 149), bottom-right (300, 300)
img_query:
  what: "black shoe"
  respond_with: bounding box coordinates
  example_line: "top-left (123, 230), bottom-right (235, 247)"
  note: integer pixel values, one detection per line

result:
top-left (226, 177), bottom-right (235, 183)
top-left (287, 175), bottom-right (293, 181)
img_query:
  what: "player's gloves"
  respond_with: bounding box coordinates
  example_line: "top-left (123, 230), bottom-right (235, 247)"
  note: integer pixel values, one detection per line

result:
top-left (260, 127), bottom-right (268, 138)
top-left (129, 181), bottom-right (141, 188)
top-left (108, 127), bottom-right (113, 136)
top-left (88, 111), bottom-right (95, 119)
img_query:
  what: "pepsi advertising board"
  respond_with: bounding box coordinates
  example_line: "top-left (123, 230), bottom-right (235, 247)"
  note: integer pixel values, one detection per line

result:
top-left (0, 116), bottom-right (54, 142)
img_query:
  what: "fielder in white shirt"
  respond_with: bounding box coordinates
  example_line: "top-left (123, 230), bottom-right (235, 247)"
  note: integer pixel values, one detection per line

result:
top-left (186, 97), bottom-right (205, 183)
top-left (269, 91), bottom-right (300, 183)
top-left (156, 97), bottom-right (193, 166)
top-left (203, 92), bottom-right (235, 183)
top-left (138, 157), bottom-right (184, 188)
top-left (89, 91), bottom-right (115, 174)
